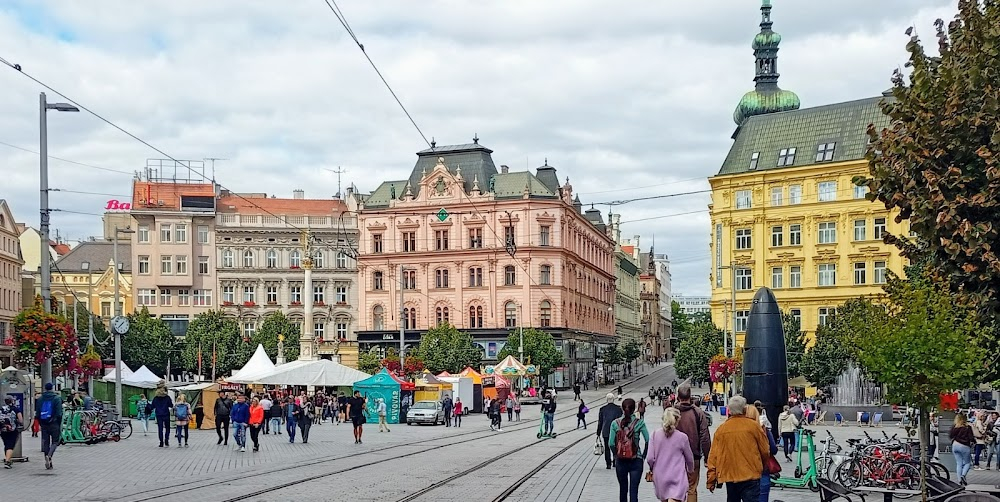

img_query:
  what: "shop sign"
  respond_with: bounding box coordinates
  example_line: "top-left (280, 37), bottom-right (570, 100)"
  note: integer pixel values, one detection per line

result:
top-left (219, 382), bottom-right (243, 391)
top-left (105, 199), bottom-right (131, 211)
top-left (482, 376), bottom-right (495, 387)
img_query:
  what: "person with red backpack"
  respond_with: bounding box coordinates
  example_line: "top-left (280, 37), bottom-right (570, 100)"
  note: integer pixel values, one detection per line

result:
top-left (608, 398), bottom-right (650, 502)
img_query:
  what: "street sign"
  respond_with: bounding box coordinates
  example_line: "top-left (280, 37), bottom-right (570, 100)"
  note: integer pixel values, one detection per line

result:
top-left (436, 208), bottom-right (449, 222)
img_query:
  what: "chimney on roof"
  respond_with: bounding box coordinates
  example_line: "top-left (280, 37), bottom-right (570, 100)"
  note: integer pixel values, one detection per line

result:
top-left (293, 189), bottom-right (305, 199)
top-left (500, 165), bottom-right (509, 174)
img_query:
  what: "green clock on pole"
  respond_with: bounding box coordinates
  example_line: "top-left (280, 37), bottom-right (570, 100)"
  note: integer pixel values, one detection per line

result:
top-left (436, 208), bottom-right (449, 222)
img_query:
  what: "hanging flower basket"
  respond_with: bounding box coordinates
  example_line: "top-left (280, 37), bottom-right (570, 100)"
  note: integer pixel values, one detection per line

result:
top-left (12, 305), bottom-right (78, 370)
top-left (708, 354), bottom-right (741, 383)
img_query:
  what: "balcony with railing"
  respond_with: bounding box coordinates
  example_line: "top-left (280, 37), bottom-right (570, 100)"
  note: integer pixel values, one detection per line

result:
top-left (216, 214), bottom-right (358, 229)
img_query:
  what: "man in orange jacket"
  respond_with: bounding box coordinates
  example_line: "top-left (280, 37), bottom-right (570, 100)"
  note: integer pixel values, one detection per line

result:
top-left (706, 395), bottom-right (771, 502)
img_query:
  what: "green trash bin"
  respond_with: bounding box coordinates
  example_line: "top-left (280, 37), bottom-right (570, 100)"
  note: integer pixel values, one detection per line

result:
top-left (128, 395), bottom-right (142, 418)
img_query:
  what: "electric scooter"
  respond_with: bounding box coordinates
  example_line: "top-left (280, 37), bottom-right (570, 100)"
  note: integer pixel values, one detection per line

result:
top-left (771, 427), bottom-right (820, 492)
top-left (537, 410), bottom-right (557, 439)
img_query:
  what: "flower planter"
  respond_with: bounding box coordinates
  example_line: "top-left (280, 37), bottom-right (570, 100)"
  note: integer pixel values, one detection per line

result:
top-left (243, 302), bottom-right (256, 307)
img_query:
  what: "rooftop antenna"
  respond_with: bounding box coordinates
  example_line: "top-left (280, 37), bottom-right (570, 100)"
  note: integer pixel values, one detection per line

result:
top-left (204, 157), bottom-right (227, 183)
top-left (326, 167), bottom-right (348, 198)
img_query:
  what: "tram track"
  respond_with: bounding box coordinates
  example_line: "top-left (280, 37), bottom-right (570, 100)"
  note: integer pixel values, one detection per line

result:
top-left (112, 365), bottom-right (669, 502)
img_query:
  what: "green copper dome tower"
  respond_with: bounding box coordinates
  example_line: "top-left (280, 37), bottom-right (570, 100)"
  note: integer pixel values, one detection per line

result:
top-left (733, 0), bottom-right (800, 125)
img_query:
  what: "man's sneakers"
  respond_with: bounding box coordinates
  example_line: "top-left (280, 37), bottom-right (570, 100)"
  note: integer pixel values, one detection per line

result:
top-left (240, 446), bottom-right (246, 452)
top-left (44, 455), bottom-right (52, 470)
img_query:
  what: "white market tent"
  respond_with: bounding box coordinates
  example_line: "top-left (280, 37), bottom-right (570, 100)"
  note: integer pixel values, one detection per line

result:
top-left (130, 366), bottom-right (163, 387)
top-left (102, 362), bottom-right (134, 382)
top-left (227, 345), bottom-right (276, 383)
top-left (254, 359), bottom-right (371, 387)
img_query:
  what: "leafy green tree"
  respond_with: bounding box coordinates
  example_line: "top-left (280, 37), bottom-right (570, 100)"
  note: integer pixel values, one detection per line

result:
top-left (861, 1), bottom-right (1000, 311)
top-left (622, 339), bottom-right (642, 366)
top-left (251, 312), bottom-right (300, 363)
top-left (852, 271), bottom-right (985, 496)
top-left (799, 299), bottom-right (875, 389)
top-left (782, 312), bottom-right (808, 379)
top-left (670, 301), bottom-right (691, 353)
top-left (182, 310), bottom-right (246, 378)
top-left (122, 307), bottom-right (176, 376)
top-left (674, 320), bottom-right (723, 383)
top-left (69, 302), bottom-right (114, 360)
top-left (358, 347), bottom-right (382, 375)
top-left (415, 323), bottom-right (481, 374)
top-left (496, 328), bottom-right (564, 378)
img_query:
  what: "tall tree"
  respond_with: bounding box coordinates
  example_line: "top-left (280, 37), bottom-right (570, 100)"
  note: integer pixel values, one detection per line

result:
top-left (861, 0), bottom-right (1000, 310)
top-left (497, 328), bottom-right (564, 378)
top-left (357, 347), bottom-right (382, 375)
top-left (182, 310), bottom-right (246, 378)
top-left (674, 320), bottom-right (723, 383)
top-left (670, 301), bottom-right (692, 354)
top-left (251, 312), bottom-right (301, 363)
top-left (415, 323), bottom-right (480, 374)
top-left (121, 307), bottom-right (176, 376)
top-left (799, 298), bottom-right (876, 389)
top-left (781, 312), bottom-right (808, 379)
top-left (622, 339), bottom-right (642, 366)
top-left (852, 271), bottom-right (985, 498)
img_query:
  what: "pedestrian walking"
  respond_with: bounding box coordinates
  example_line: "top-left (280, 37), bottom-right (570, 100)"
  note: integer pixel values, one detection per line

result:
top-left (453, 398), bottom-right (463, 427)
top-left (638, 398), bottom-right (647, 420)
top-left (214, 391), bottom-right (233, 446)
top-left (299, 402), bottom-right (313, 443)
top-left (1, 395), bottom-right (24, 469)
top-left (377, 398), bottom-right (390, 432)
top-left (230, 393), bottom-right (250, 452)
top-left (443, 395), bottom-right (453, 427)
top-left (951, 412), bottom-right (974, 485)
top-left (577, 400), bottom-right (589, 429)
top-left (609, 398), bottom-right (649, 502)
top-left (746, 404), bottom-right (778, 502)
top-left (283, 397), bottom-right (301, 443)
top-left (193, 400), bottom-right (204, 429)
top-left (574, 383), bottom-right (582, 401)
top-left (174, 394), bottom-right (191, 447)
top-left (313, 392), bottom-right (324, 425)
top-left (706, 396), bottom-right (771, 502)
top-left (646, 407), bottom-right (694, 502)
top-left (269, 398), bottom-right (283, 435)
top-left (489, 398), bottom-right (502, 431)
top-left (150, 380), bottom-right (173, 448)
top-left (777, 405), bottom-right (799, 462)
top-left (35, 383), bottom-right (63, 470)
top-left (514, 398), bottom-right (521, 422)
top-left (506, 395), bottom-right (515, 422)
top-left (974, 410), bottom-right (988, 470)
top-left (674, 384), bottom-right (712, 502)
top-left (348, 390), bottom-right (366, 444)
top-left (337, 392), bottom-right (347, 425)
top-left (541, 392), bottom-right (556, 436)
top-left (985, 412), bottom-right (999, 469)
top-left (260, 395), bottom-right (273, 434)
top-left (597, 393), bottom-right (624, 469)
top-left (136, 393), bottom-right (149, 436)
top-left (249, 397), bottom-right (264, 452)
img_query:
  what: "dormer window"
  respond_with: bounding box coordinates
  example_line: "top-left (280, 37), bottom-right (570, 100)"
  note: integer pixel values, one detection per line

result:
top-left (777, 148), bottom-right (796, 167)
top-left (816, 142), bottom-right (836, 162)
top-left (748, 152), bottom-right (760, 170)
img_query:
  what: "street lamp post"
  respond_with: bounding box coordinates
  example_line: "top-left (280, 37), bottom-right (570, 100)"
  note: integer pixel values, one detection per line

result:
top-left (112, 226), bottom-right (134, 416)
top-left (718, 262), bottom-right (738, 397)
top-left (81, 261), bottom-right (95, 395)
top-left (38, 92), bottom-right (79, 388)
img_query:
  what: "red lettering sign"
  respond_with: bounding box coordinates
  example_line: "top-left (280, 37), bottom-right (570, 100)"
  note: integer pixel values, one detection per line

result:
top-left (105, 199), bottom-right (131, 211)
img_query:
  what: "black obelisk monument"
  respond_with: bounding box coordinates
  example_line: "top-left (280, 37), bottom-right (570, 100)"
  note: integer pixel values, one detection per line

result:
top-left (742, 287), bottom-right (788, 440)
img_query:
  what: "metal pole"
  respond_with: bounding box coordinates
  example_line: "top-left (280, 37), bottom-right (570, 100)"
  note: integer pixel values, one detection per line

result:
top-left (87, 270), bottom-right (94, 396)
top-left (519, 303), bottom-right (524, 392)
top-left (113, 227), bottom-right (123, 416)
top-left (398, 265), bottom-right (405, 373)
top-left (39, 92), bottom-right (53, 388)
top-left (731, 263), bottom-right (737, 358)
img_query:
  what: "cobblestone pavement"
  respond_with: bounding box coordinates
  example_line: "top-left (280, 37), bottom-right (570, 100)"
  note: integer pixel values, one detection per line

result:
top-left (3, 366), bottom-right (994, 502)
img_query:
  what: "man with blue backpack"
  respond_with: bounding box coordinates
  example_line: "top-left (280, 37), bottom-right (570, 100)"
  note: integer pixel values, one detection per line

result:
top-left (35, 383), bottom-right (63, 470)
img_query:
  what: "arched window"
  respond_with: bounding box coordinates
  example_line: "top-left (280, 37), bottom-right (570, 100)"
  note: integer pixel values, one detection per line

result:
top-left (469, 305), bottom-right (483, 328)
top-left (266, 249), bottom-right (278, 268)
top-left (222, 249), bottom-right (234, 268)
top-left (504, 265), bottom-right (516, 286)
top-left (290, 250), bottom-right (301, 268)
top-left (403, 307), bottom-right (417, 330)
top-left (435, 306), bottom-right (450, 326)
top-left (243, 250), bottom-right (255, 268)
top-left (540, 300), bottom-right (552, 327)
top-left (313, 250), bottom-right (324, 268)
top-left (373, 305), bottom-right (384, 330)
top-left (505, 301), bottom-right (518, 328)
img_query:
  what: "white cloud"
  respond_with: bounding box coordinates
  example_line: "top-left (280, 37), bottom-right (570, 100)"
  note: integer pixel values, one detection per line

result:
top-left (0, 0), bottom-right (958, 296)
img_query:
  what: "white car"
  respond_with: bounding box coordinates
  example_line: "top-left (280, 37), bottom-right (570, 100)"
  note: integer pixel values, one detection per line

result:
top-left (406, 401), bottom-right (445, 426)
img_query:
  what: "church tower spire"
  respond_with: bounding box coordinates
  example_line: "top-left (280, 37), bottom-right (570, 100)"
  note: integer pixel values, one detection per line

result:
top-left (733, 0), bottom-right (800, 126)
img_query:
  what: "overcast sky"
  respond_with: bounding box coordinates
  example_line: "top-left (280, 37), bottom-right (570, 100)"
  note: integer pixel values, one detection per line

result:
top-left (0, 0), bottom-right (956, 296)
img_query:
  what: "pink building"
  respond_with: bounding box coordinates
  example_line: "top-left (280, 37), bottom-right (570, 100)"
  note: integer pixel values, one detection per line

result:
top-left (353, 140), bottom-right (615, 387)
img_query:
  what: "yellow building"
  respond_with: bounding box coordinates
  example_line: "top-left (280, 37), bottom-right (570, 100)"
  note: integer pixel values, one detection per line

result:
top-left (708, 1), bottom-right (906, 346)
top-left (51, 241), bottom-right (133, 327)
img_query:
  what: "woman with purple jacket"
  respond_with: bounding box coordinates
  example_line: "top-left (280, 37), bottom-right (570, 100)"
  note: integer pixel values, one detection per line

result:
top-left (646, 407), bottom-right (694, 502)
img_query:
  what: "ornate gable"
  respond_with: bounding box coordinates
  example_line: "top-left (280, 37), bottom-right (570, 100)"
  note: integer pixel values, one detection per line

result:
top-left (416, 157), bottom-right (466, 203)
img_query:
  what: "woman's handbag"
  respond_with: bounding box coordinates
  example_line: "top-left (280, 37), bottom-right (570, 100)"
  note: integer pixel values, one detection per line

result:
top-left (765, 454), bottom-right (782, 475)
top-left (593, 436), bottom-right (604, 456)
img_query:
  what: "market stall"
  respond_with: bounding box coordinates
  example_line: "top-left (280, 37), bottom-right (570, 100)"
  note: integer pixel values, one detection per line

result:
top-left (254, 359), bottom-right (370, 388)
top-left (353, 368), bottom-right (415, 424)
top-left (226, 345), bottom-right (276, 384)
top-left (414, 371), bottom-right (453, 403)
top-left (458, 367), bottom-right (484, 412)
